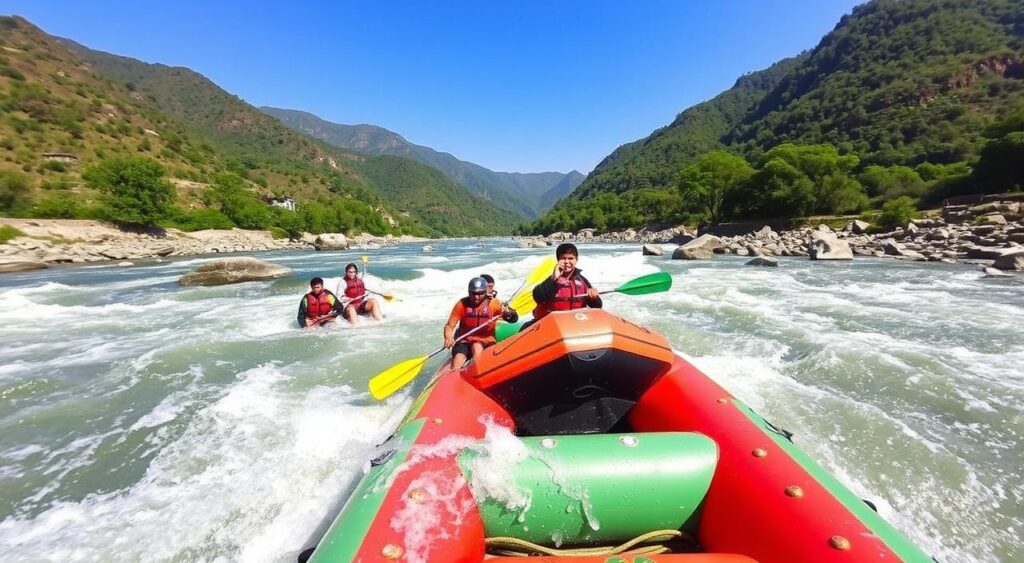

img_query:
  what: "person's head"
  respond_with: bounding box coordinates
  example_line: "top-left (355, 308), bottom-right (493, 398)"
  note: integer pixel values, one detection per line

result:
top-left (344, 263), bottom-right (358, 278)
top-left (555, 243), bottom-right (579, 275)
top-left (310, 277), bottom-right (324, 294)
top-left (479, 274), bottom-right (495, 296)
top-left (467, 277), bottom-right (488, 304)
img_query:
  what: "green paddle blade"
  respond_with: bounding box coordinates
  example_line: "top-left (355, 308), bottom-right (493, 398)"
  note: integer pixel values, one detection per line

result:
top-left (611, 271), bottom-right (673, 295)
top-left (495, 320), bottom-right (524, 342)
top-left (368, 355), bottom-right (429, 400)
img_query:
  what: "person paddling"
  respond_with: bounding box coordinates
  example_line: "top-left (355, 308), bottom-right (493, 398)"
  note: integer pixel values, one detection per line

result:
top-left (443, 277), bottom-right (519, 369)
top-left (479, 273), bottom-right (498, 299)
top-left (522, 243), bottom-right (601, 330)
top-left (297, 277), bottom-right (345, 328)
top-left (337, 262), bottom-right (383, 324)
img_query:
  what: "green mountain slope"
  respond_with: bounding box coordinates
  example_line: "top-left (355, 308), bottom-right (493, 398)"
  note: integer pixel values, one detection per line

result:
top-left (528, 0), bottom-right (1024, 233)
top-left (52, 31), bottom-right (518, 235)
top-left (261, 107), bottom-right (584, 218)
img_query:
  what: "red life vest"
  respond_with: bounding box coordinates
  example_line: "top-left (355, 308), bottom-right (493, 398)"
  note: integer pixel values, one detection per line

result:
top-left (456, 297), bottom-right (497, 341)
top-left (343, 276), bottom-right (365, 307)
top-left (305, 291), bottom-right (335, 319)
top-left (532, 274), bottom-right (589, 320)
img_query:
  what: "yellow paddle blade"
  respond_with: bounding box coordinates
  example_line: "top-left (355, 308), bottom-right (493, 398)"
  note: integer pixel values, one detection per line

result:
top-left (526, 256), bottom-right (557, 286)
top-left (509, 290), bottom-right (537, 316)
top-left (506, 256), bottom-right (554, 315)
top-left (360, 255), bottom-right (369, 264)
top-left (368, 355), bottom-right (429, 400)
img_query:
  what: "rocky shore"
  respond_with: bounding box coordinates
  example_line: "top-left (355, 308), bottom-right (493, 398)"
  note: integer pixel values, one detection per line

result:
top-left (521, 195), bottom-right (1024, 275)
top-left (0, 219), bottom-right (428, 273)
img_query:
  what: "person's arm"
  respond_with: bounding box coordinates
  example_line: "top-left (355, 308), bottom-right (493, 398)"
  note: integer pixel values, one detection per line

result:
top-left (297, 297), bottom-right (308, 327)
top-left (327, 291), bottom-right (344, 316)
top-left (496, 299), bottom-right (519, 323)
top-left (532, 277), bottom-right (558, 303)
top-left (580, 275), bottom-right (603, 309)
top-left (443, 302), bottom-right (462, 347)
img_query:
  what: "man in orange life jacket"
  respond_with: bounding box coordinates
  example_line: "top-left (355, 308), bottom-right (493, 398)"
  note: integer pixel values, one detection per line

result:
top-left (297, 277), bottom-right (344, 328)
top-left (443, 277), bottom-right (519, 369)
top-left (337, 262), bottom-right (383, 324)
top-left (523, 243), bottom-right (601, 329)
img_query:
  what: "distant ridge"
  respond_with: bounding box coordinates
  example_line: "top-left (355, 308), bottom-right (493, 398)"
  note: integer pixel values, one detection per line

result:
top-left (261, 107), bottom-right (584, 219)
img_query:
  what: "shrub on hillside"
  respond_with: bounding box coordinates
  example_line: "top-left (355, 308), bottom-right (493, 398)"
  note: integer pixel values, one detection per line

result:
top-left (0, 224), bottom-right (25, 244)
top-left (0, 169), bottom-right (31, 213)
top-left (878, 196), bottom-right (916, 230)
top-left (82, 156), bottom-right (175, 226)
top-left (30, 196), bottom-right (84, 219)
top-left (171, 208), bottom-right (235, 231)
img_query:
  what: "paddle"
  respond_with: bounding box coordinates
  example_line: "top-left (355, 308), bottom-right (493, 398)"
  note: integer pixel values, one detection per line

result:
top-left (352, 256), bottom-right (399, 302)
top-left (368, 257), bottom-right (556, 400)
top-left (602, 270), bottom-right (673, 296)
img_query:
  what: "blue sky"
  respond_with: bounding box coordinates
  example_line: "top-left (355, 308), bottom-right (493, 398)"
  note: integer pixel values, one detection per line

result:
top-left (2, 1), bottom-right (863, 174)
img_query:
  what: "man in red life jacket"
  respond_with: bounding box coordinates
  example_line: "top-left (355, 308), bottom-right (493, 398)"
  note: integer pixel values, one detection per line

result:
top-left (523, 243), bottom-right (601, 329)
top-left (297, 277), bottom-right (344, 328)
top-left (337, 262), bottom-right (382, 324)
top-left (443, 277), bottom-right (519, 369)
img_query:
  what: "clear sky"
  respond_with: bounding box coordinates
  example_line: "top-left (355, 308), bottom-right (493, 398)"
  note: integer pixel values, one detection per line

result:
top-left (2, 0), bottom-right (863, 174)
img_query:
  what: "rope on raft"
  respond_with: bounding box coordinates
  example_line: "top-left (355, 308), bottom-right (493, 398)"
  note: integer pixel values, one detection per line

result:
top-left (485, 529), bottom-right (691, 557)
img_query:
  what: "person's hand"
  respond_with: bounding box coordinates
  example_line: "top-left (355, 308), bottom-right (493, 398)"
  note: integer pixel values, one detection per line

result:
top-left (444, 335), bottom-right (455, 349)
top-left (552, 263), bottom-right (563, 280)
top-left (587, 287), bottom-right (599, 299)
top-left (304, 318), bottom-right (314, 328)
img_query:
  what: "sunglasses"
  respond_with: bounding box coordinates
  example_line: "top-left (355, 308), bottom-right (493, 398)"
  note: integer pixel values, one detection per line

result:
top-left (470, 291), bottom-right (486, 296)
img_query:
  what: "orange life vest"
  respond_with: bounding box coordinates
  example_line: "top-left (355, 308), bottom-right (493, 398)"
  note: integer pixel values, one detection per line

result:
top-left (456, 297), bottom-right (497, 342)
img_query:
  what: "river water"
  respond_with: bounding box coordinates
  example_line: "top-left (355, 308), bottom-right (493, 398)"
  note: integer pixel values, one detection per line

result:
top-left (0, 240), bottom-right (1021, 562)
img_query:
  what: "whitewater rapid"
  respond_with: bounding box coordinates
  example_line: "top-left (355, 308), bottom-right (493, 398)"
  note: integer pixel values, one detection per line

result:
top-left (0, 240), bottom-right (1020, 561)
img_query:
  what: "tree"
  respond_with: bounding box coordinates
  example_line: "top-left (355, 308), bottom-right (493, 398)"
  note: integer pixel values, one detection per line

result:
top-left (83, 157), bottom-right (174, 226)
top-left (859, 165), bottom-right (925, 200)
top-left (878, 196), bottom-right (916, 229)
top-left (972, 132), bottom-right (1024, 193)
top-left (678, 151), bottom-right (754, 222)
top-left (0, 170), bottom-right (31, 213)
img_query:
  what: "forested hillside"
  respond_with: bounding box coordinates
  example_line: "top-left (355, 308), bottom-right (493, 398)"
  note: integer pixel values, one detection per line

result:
top-left (261, 106), bottom-right (584, 219)
top-left (0, 16), bottom-right (519, 237)
top-left (525, 0), bottom-right (1024, 234)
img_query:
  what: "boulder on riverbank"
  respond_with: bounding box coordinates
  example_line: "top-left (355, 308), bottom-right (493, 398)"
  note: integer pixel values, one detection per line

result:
top-left (672, 234), bottom-right (723, 260)
top-left (178, 257), bottom-right (292, 286)
top-left (314, 233), bottom-right (348, 251)
top-left (808, 231), bottom-right (853, 260)
top-left (0, 258), bottom-right (48, 273)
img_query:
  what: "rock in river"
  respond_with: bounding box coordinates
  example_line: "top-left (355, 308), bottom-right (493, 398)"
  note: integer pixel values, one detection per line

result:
top-left (178, 257), bottom-right (292, 286)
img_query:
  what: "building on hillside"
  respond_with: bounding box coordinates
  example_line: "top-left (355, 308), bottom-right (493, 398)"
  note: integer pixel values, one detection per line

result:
top-left (42, 152), bottom-right (78, 163)
top-left (265, 196), bottom-right (296, 212)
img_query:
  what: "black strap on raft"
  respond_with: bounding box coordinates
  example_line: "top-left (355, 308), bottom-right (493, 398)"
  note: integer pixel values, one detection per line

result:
top-left (763, 418), bottom-right (794, 442)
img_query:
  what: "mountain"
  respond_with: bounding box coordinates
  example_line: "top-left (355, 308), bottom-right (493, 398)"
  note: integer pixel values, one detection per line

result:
top-left (260, 107), bottom-right (584, 218)
top-left (528, 0), bottom-right (1024, 233)
top-left (18, 25), bottom-right (518, 236)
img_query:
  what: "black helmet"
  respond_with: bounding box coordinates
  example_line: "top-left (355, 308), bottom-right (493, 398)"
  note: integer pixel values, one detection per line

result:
top-left (468, 277), bottom-right (488, 294)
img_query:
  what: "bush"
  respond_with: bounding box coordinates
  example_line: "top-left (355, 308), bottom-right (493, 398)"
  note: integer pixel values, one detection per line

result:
top-left (268, 226), bottom-right (288, 239)
top-left (0, 169), bottom-right (31, 212)
top-left (170, 208), bottom-right (235, 231)
top-left (0, 224), bottom-right (25, 244)
top-left (30, 195), bottom-right (83, 219)
top-left (42, 160), bottom-right (68, 173)
top-left (878, 196), bottom-right (916, 230)
top-left (82, 157), bottom-right (175, 226)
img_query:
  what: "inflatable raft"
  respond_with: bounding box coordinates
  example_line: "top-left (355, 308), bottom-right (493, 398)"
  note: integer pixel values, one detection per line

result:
top-left (304, 309), bottom-right (930, 562)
